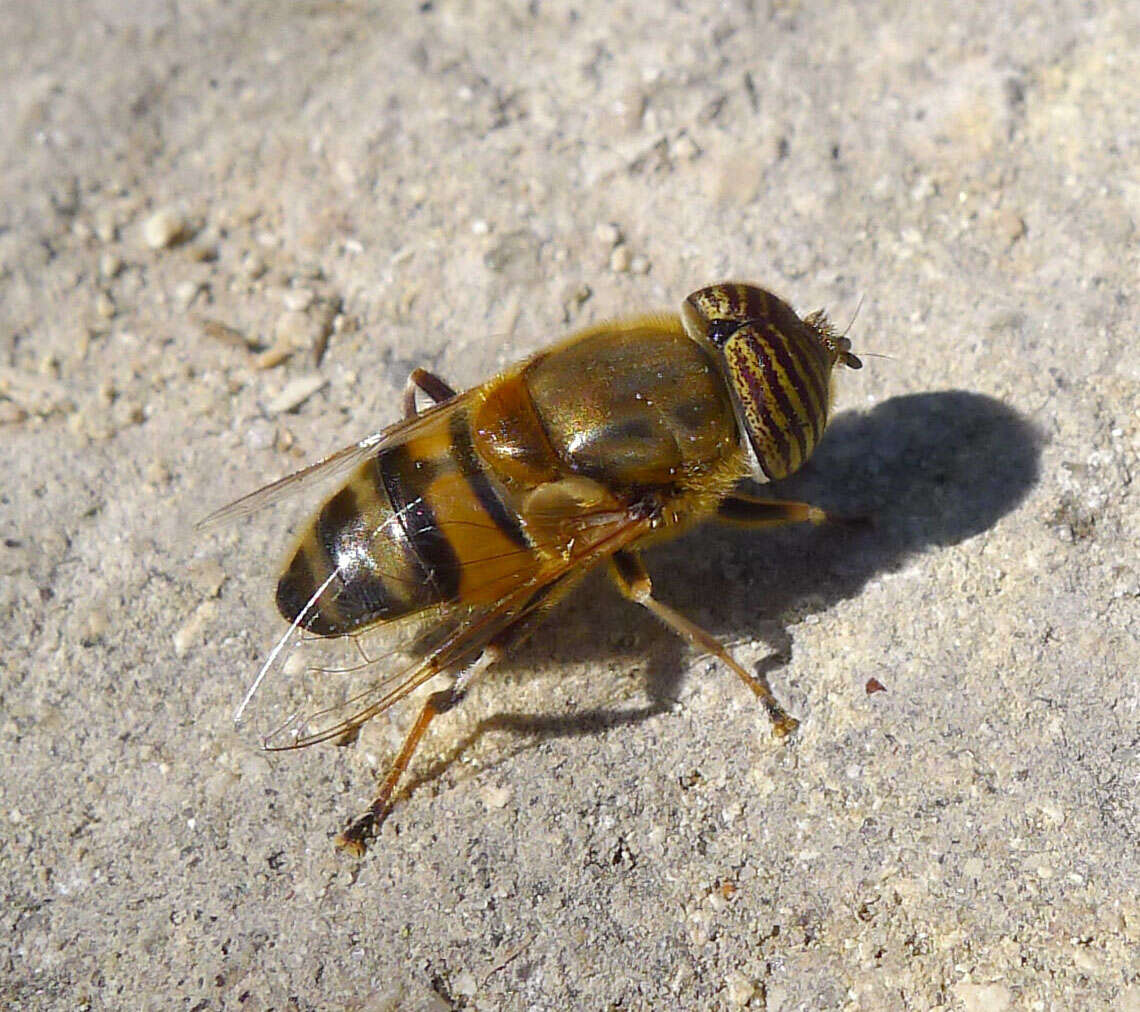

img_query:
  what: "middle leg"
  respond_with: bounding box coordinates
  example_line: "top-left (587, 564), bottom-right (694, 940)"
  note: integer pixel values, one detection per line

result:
top-left (609, 549), bottom-right (799, 737)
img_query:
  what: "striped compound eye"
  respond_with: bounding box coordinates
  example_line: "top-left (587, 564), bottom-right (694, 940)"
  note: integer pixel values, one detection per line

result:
top-left (682, 284), bottom-right (860, 482)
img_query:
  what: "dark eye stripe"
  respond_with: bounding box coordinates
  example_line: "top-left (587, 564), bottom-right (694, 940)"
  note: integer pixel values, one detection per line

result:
top-left (726, 341), bottom-right (794, 478)
top-left (795, 332), bottom-right (832, 424)
top-left (739, 329), bottom-right (815, 467)
top-left (753, 333), bottom-right (810, 468)
top-left (763, 324), bottom-right (827, 446)
top-left (733, 283), bottom-right (768, 321)
top-left (760, 328), bottom-right (815, 451)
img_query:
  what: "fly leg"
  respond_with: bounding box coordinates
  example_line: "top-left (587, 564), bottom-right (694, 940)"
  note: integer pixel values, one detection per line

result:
top-left (609, 548), bottom-right (799, 737)
top-left (402, 367), bottom-right (457, 418)
top-left (335, 573), bottom-right (581, 856)
top-left (335, 643), bottom-right (502, 856)
top-left (716, 492), bottom-right (868, 530)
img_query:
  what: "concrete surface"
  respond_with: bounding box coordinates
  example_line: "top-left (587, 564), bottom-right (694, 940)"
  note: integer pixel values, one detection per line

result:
top-left (2, 2), bottom-right (1138, 1009)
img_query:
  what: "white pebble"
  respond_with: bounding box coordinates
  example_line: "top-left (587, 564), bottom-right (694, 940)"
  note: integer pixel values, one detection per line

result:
top-left (173, 600), bottom-right (218, 657)
top-left (609, 245), bottom-right (631, 272)
top-left (244, 418), bottom-right (275, 450)
top-left (265, 374), bottom-right (327, 415)
top-left (83, 605), bottom-right (110, 643)
top-left (142, 208), bottom-right (187, 249)
top-left (723, 972), bottom-right (756, 1006)
top-left (282, 287), bottom-right (314, 312)
top-left (953, 982), bottom-right (1013, 1012)
top-left (93, 207), bottom-right (118, 243)
top-left (94, 292), bottom-right (116, 319)
top-left (673, 133), bottom-right (700, 161)
top-left (174, 280), bottom-right (202, 310)
top-left (595, 222), bottom-right (621, 246)
top-left (98, 252), bottom-right (122, 279)
top-left (480, 784), bottom-right (512, 810)
top-left (274, 310), bottom-right (314, 349)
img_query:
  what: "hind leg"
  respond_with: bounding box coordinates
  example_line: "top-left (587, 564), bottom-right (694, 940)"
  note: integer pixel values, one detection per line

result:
top-left (402, 368), bottom-right (457, 418)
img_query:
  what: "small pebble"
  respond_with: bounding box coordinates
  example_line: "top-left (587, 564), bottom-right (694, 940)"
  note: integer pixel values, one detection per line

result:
top-left (244, 418), bottom-right (276, 451)
top-left (173, 600), bottom-right (218, 657)
top-left (480, 784), bottom-right (512, 810)
top-left (83, 605), bottom-right (110, 644)
top-left (0, 402), bottom-right (28, 425)
top-left (953, 982), bottom-right (1013, 1012)
top-left (94, 292), bottom-right (116, 319)
top-left (484, 229), bottom-right (539, 277)
top-left (310, 298), bottom-right (338, 366)
top-left (144, 459), bottom-right (171, 486)
top-left (609, 245), bottom-right (632, 272)
top-left (112, 398), bottom-right (145, 428)
top-left (142, 208), bottom-right (188, 250)
top-left (254, 345), bottom-right (293, 370)
top-left (174, 280), bottom-right (202, 310)
top-left (241, 251), bottom-right (267, 279)
top-left (187, 559), bottom-right (225, 598)
top-left (185, 235), bottom-right (218, 262)
top-left (673, 133), bottom-right (699, 161)
top-left (274, 310), bottom-right (314, 349)
top-left (98, 252), bottom-right (123, 279)
top-left (282, 287), bottom-right (314, 312)
top-left (451, 972), bottom-right (478, 998)
top-left (198, 318), bottom-right (249, 349)
top-left (995, 208), bottom-right (1027, 245)
top-left (561, 282), bottom-right (592, 321)
top-left (265, 374), bottom-right (327, 415)
top-left (93, 207), bottom-right (118, 243)
top-left (723, 972), bottom-right (756, 1007)
top-left (612, 86), bottom-right (646, 133)
top-left (594, 222), bottom-right (621, 246)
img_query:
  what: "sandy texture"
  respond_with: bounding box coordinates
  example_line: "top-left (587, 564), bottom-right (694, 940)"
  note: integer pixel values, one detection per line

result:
top-left (3, 2), bottom-right (1139, 1009)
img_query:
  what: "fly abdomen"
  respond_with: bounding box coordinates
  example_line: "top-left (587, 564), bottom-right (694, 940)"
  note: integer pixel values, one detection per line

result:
top-left (275, 398), bottom-right (540, 637)
top-left (276, 444), bottom-right (461, 636)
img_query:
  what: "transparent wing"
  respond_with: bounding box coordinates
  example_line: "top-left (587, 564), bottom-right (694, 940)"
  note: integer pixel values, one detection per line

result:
top-left (196, 397), bottom-right (464, 530)
top-left (244, 493), bottom-right (657, 752)
top-left (253, 604), bottom-right (487, 750)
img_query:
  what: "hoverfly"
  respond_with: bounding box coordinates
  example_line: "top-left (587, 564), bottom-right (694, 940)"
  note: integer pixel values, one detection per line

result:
top-left (201, 282), bottom-right (862, 855)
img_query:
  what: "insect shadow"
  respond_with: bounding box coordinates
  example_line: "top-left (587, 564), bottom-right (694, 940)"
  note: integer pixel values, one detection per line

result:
top-left (406, 390), bottom-right (1043, 794)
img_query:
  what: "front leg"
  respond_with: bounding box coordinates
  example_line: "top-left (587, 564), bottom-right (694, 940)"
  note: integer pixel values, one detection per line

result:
top-left (716, 492), bottom-right (867, 529)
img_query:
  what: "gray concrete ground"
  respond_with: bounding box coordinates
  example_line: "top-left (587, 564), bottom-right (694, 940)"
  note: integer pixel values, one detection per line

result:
top-left (2, 2), bottom-right (1138, 1009)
